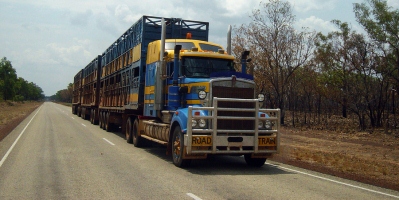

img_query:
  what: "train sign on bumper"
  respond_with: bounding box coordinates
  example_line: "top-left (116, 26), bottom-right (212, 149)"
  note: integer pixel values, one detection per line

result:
top-left (191, 136), bottom-right (277, 147)
top-left (192, 136), bottom-right (212, 146)
top-left (258, 136), bottom-right (277, 146)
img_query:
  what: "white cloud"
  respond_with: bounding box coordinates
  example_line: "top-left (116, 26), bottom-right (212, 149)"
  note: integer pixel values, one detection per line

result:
top-left (387, 0), bottom-right (399, 8)
top-left (217, 0), bottom-right (259, 17)
top-left (46, 39), bottom-right (93, 67)
top-left (115, 4), bottom-right (134, 23)
top-left (288, 0), bottom-right (337, 12)
top-left (69, 9), bottom-right (93, 27)
top-left (297, 16), bottom-right (337, 33)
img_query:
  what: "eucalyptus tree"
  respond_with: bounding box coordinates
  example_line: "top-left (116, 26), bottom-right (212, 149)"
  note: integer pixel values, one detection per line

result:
top-left (233, 0), bottom-right (315, 124)
top-left (354, 0), bottom-right (399, 84)
top-left (0, 57), bottom-right (17, 100)
top-left (315, 21), bottom-right (355, 118)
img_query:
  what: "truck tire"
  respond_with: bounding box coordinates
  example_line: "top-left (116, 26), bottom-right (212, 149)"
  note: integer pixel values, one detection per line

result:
top-left (244, 154), bottom-right (266, 167)
top-left (105, 112), bottom-right (112, 132)
top-left (90, 110), bottom-right (94, 124)
top-left (171, 126), bottom-right (191, 168)
top-left (81, 108), bottom-right (85, 119)
top-left (126, 117), bottom-right (133, 144)
top-left (133, 119), bottom-right (145, 147)
top-left (99, 112), bottom-right (102, 129)
top-left (93, 110), bottom-right (98, 125)
top-left (100, 112), bottom-right (105, 130)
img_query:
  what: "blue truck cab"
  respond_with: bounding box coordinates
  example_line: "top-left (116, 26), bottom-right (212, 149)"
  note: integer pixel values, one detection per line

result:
top-left (73, 16), bottom-right (280, 168)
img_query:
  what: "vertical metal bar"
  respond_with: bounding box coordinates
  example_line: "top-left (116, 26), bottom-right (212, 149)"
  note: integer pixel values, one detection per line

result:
top-left (276, 109), bottom-right (281, 153)
top-left (160, 18), bottom-right (166, 62)
top-left (254, 99), bottom-right (259, 153)
top-left (187, 106), bottom-right (193, 154)
top-left (212, 97), bottom-right (218, 153)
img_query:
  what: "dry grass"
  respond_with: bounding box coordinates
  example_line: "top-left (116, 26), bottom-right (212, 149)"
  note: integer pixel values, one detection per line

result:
top-left (0, 101), bottom-right (42, 141)
top-left (272, 127), bottom-right (399, 191)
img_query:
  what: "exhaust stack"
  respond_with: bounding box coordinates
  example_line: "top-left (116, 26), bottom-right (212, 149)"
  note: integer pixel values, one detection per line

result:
top-left (227, 25), bottom-right (232, 55)
top-left (160, 18), bottom-right (166, 61)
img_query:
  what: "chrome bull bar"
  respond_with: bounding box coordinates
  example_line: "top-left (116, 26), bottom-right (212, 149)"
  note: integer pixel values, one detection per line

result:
top-left (185, 97), bottom-right (280, 155)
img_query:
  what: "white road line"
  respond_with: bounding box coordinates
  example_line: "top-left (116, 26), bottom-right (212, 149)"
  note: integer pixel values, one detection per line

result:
top-left (71, 117), bottom-right (75, 119)
top-left (186, 193), bottom-right (202, 200)
top-left (266, 163), bottom-right (399, 199)
top-left (0, 106), bottom-right (42, 168)
top-left (81, 124), bottom-right (86, 127)
top-left (102, 138), bottom-right (115, 146)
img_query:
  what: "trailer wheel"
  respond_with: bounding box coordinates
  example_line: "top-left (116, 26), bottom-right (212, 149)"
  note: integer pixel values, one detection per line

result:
top-left (81, 108), bottom-right (86, 119)
top-left (93, 110), bottom-right (98, 125)
top-left (90, 110), bottom-right (94, 124)
top-left (100, 112), bottom-right (104, 129)
top-left (105, 112), bottom-right (112, 132)
top-left (244, 154), bottom-right (266, 167)
top-left (126, 117), bottom-right (133, 144)
top-left (99, 112), bottom-right (102, 128)
top-left (171, 126), bottom-right (191, 168)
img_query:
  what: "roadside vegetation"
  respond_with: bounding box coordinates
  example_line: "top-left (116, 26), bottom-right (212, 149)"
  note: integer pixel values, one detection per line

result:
top-left (232, 0), bottom-right (399, 133)
top-left (0, 57), bottom-right (45, 101)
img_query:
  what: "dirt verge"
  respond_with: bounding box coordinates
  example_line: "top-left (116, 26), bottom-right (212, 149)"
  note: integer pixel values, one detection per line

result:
top-left (0, 101), bottom-right (42, 141)
top-left (271, 128), bottom-right (399, 191)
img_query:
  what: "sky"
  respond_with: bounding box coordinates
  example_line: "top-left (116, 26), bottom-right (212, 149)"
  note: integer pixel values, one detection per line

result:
top-left (1, 0), bottom-right (398, 96)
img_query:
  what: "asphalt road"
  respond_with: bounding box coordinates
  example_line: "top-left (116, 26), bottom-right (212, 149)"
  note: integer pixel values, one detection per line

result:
top-left (0, 102), bottom-right (398, 200)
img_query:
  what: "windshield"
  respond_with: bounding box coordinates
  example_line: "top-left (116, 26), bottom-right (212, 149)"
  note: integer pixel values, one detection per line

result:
top-left (199, 43), bottom-right (222, 52)
top-left (182, 57), bottom-right (235, 78)
top-left (165, 42), bottom-right (194, 50)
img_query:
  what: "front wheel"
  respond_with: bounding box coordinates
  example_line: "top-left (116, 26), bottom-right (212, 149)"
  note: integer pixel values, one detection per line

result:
top-left (244, 154), bottom-right (266, 167)
top-left (171, 126), bottom-right (191, 168)
top-left (133, 119), bottom-right (146, 147)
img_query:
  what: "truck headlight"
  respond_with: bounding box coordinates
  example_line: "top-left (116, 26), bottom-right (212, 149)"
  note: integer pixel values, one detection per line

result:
top-left (258, 94), bottom-right (265, 102)
top-left (198, 90), bottom-right (207, 100)
top-left (258, 121), bottom-right (264, 129)
top-left (199, 119), bottom-right (206, 128)
top-left (265, 120), bottom-right (272, 130)
top-left (192, 119), bottom-right (197, 127)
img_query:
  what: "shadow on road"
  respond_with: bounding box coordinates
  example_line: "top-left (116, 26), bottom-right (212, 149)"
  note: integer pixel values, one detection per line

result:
top-left (111, 128), bottom-right (292, 176)
top-left (144, 143), bottom-right (292, 176)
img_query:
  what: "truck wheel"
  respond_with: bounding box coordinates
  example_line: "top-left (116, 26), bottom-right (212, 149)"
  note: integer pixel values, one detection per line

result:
top-left (81, 108), bottom-right (85, 119)
top-left (105, 112), bottom-right (112, 132)
top-left (132, 119), bottom-right (145, 147)
top-left (126, 117), bottom-right (133, 144)
top-left (99, 112), bottom-right (102, 128)
top-left (171, 126), bottom-right (191, 168)
top-left (90, 110), bottom-right (94, 124)
top-left (93, 110), bottom-right (99, 125)
top-left (244, 154), bottom-right (266, 167)
top-left (101, 112), bottom-right (105, 129)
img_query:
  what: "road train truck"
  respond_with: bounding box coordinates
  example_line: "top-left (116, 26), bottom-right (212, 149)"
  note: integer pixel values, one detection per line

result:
top-left (72, 16), bottom-right (280, 167)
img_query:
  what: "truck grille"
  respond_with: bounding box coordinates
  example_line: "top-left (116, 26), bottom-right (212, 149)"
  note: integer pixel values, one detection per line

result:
top-left (212, 86), bottom-right (255, 131)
